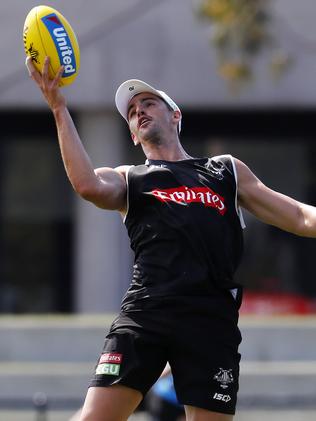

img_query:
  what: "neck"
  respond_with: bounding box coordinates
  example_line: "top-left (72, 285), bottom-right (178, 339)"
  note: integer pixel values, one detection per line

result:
top-left (142, 135), bottom-right (192, 162)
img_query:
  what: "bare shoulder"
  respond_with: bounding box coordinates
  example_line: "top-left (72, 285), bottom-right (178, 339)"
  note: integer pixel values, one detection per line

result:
top-left (114, 165), bottom-right (132, 218)
top-left (94, 165), bottom-right (131, 184)
top-left (114, 165), bottom-right (132, 179)
top-left (90, 165), bottom-right (133, 211)
top-left (233, 158), bottom-right (254, 179)
top-left (233, 157), bottom-right (260, 188)
top-left (231, 157), bottom-right (263, 208)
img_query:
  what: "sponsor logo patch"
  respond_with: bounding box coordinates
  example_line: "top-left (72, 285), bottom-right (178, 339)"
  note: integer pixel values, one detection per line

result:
top-left (41, 13), bottom-right (77, 76)
top-left (146, 186), bottom-right (226, 215)
top-left (213, 368), bottom-right (234, 389)
top-left (96, 363), bottom-right (120, 376)
top-left (100, 353), bottom-right (123, 364)
top-left (213, 393), bottom-right (231, 403)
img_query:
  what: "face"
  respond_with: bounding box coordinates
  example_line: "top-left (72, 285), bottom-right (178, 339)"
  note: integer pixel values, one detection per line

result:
top-left (127, 92), bottom-right (178, 145)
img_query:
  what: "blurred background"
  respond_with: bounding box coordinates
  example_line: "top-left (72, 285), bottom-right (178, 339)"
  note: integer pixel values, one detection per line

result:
top-left (0, 0), bottom-right (316, 420)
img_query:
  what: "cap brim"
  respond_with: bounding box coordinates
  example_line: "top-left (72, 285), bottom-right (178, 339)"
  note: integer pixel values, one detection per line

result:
top-left (115, 79), bottom-right (165, 121)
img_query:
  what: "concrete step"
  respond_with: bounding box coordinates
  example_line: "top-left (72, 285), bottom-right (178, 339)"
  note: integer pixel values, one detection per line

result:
top-left (239, 315), bottom-right (316, 361)
top-left (239, 361), bottom-right (316, 408)
top-left (1, 411), bottom-right (316, 421)
top-left (1, 315), bottom-right (316, 362)
top-left (1, 360), bottom-right (316, 408)
top-left (0, 315), bottom-right (114, 362)
top-left (1, 315), bottom-right (316, 410)
top-left (0, 409), bottom-right (148, 421)
top-left (0, 362), bottom-right (92, 401)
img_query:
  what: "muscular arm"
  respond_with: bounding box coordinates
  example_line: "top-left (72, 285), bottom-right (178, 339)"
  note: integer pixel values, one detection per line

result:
top-left (26, 56), bottom-right (127, 212)
top-left (53, 106), bottom-right (128, 211)
top-left (235, 158), bottom-right (316, 238)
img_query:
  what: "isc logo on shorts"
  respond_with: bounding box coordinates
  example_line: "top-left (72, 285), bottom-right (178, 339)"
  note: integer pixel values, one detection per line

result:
top-left (96, 363), bottom-right (120, 376)
top-left (213, 393), bottom-right (231, 403)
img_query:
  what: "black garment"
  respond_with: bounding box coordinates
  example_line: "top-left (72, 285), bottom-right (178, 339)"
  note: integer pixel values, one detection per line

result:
top-left (122, 155), bottom-right (244, 308)
top-left (89, 156), bottom-right (244, 415)
top-left (90, 295), bottom-right (241, 415)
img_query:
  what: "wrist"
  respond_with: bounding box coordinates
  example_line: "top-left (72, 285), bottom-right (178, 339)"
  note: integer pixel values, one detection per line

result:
top-left (52, 102), bottom-right (67, 117)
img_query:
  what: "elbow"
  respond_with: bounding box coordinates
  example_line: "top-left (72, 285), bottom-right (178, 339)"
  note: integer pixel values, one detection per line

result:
top-left (293, 204), bottom-right (312, 237)
top-left (296, 218), bottom-right (314, 238)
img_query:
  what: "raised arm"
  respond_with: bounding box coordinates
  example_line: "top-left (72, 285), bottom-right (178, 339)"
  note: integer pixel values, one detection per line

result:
top-left (26, 56), bottom-right (127, 212)
top-left (235, 158), bottom-right (316, 238)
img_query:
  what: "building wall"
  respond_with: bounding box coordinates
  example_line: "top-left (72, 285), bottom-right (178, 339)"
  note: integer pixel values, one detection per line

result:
top-left (1, 0), bottom-right (316, 109)
top-left (74, 110), bottom-right (132, 312)
top-left (0, 1), bottom-right (316, 313)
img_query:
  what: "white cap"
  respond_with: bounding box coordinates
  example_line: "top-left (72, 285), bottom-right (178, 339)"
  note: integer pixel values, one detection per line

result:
top-left (115, 79), bottom-right (182, 133)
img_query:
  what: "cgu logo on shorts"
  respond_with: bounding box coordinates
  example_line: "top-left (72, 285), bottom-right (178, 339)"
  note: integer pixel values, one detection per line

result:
top-left (95, 353), bottom-right (123, 376)
top-left (41, 14), bottom-right (77, 76)
top-left (146, 186), bottom-right (226, 215)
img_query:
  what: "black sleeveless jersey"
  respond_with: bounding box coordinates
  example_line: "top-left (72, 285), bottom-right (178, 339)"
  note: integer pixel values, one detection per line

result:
top-left (122, 155), bottom-right (244, 307)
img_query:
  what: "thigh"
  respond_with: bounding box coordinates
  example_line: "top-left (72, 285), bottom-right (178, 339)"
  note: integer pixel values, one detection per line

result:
top-left (89, 314), bottom-right (168, 396)
top-left (185, 405), bottom-right (234, 421)
top-left (168, 304), bottom-right (241, 416)
top-left (80, 385), bottom-right (142, 421)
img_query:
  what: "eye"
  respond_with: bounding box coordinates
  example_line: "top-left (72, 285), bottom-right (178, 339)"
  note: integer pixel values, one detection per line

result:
top-left (144, 100), bottom-right (155, 107)
top-left (128, 108), bottom-right (136, 120)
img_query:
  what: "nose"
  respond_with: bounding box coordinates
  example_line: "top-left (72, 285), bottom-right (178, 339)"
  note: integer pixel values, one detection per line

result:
top-left (135, 103), bottom-right (145, 117)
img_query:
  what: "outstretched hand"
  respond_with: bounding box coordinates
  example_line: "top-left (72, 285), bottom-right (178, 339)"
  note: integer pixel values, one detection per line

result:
top-left (25, 56), bottom-right (67, 112)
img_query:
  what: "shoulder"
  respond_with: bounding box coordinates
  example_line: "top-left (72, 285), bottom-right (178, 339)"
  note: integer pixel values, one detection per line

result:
top-left (114, 165), bottom-right (133, 179)
top-left (233, 158), bottom-right (259, 185)
top-left (211, 154), bottom-right (236, 174)
top-left (122, 163), bottom-right (156, 181)
top-left (211, 155), bottom-right (255, 182)
top-left (212, 154), bottom-right (234, 166)
top-left (209, 154), bottom-right (238, 181)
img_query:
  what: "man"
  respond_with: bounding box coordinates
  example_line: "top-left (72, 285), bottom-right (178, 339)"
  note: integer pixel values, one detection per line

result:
top-left (26, 56), bottom-right (316, 421)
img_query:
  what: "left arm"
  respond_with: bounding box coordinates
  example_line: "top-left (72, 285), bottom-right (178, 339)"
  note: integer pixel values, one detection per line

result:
top-left (235, 158), bottom-right (316, 238)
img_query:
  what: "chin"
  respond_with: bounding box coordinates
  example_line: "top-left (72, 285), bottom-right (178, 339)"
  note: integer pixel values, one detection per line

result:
top-left (142, 127), bottom-right (162, 144)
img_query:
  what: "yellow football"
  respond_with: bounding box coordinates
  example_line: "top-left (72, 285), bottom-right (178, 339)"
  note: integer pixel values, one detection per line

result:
top-left (23, 5), bottom-right (80, 87)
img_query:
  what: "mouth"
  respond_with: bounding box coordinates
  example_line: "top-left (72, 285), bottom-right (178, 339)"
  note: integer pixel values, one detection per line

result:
top-left (138, 117), bottom-right (152, 129)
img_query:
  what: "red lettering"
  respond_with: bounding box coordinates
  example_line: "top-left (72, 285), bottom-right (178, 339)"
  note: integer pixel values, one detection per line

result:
top-left (100, 353), bottom-right (123, 364)
top-left (148, 186), bottom-right (227, 215)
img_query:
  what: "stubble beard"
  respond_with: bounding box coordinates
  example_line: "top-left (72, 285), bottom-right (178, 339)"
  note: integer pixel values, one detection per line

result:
top-left (141, 123), bottom-right (163, 145)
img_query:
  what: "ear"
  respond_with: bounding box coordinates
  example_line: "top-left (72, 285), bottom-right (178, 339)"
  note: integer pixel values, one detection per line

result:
top-left (173, 110), bottom-right (181, 126)
top-left (131, 132), bottom-right (140, 146)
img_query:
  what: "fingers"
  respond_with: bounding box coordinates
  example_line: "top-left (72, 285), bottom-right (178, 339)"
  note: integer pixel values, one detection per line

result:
top-left (42, 56), bottom-right (50, 83)
top-left (25, 56), bottom-right (42, 85)
top-left (26, 56), bottom-right (62, 87)
top-left (25, 56), bottom-right (34, 75)
top-left (25, 55), bottom-right (66, 110)
top-left (53, 65), bottom-right (65, 88)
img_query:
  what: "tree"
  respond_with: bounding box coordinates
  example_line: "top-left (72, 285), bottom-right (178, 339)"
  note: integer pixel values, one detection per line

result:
top-left (196, 0), bottom-right (291, 91)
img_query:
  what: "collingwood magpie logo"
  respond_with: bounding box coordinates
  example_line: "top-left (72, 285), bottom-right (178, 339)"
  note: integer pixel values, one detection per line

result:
top-left (206, 159), bottom-right (225, 180)
top-left (213, 368), bottom-right (234, 389)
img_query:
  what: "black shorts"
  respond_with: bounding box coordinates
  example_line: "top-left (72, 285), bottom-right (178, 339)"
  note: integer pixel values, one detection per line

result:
top-left (89, 295), bottom-right (241, 415)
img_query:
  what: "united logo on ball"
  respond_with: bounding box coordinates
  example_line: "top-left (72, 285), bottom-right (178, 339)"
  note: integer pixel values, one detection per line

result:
top-left (23, 5), bottom-right (80, 86)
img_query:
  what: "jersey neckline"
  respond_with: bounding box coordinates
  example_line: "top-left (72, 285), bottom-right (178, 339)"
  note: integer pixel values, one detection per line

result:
top-left (146, 157), bottom-right (208, 165)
